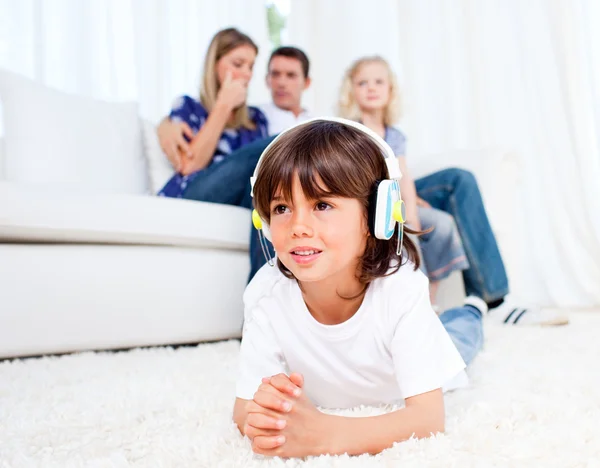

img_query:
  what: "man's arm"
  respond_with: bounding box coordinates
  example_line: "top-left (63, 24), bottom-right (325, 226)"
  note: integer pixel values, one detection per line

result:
top-left (157, 117), bottom-right (194, 172)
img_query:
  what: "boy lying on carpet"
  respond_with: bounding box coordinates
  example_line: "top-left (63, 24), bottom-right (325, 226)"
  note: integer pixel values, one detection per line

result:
top-left (233, 118), bottom-right (486, 458)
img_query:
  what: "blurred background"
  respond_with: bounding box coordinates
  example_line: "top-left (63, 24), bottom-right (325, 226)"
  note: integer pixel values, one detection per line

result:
top-left (1, 0), bottom-right (599, 309)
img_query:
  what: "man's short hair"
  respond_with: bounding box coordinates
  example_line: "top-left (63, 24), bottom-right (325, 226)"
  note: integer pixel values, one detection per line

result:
top-left (268, 46), bottom-right (310, 78)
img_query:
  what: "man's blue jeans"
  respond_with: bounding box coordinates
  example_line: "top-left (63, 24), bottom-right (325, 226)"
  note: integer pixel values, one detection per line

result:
top-left (182, 136), bottom-right (277, 207)
top-left (440, 306), bottom-right (484, 365)
top-left (415, 168), bottom-right (509, 303)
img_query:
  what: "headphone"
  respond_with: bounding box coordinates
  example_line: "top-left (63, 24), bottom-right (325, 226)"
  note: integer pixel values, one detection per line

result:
top-left (249, 117), bottom-right (406, 263)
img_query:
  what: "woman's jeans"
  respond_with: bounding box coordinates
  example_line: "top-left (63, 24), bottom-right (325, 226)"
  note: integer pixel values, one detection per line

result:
top-left (415, 168), bottom-right (509, 303)
top-left (440, 306), bottom-right (484, 365)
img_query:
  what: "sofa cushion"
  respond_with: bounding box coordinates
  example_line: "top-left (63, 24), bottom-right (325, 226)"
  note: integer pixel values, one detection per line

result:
top-left (0, 182), bottom-right (251, 250)
top-left (0, 136), bottom-right (4, 180)
top-left (0, 70), bottom-right (148, 195)
top-left (142, 119), bottom-right (175, 194)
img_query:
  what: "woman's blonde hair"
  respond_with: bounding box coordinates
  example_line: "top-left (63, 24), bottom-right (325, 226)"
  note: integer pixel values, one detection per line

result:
top-left (337, 56), bottom-right (401, 126)
top-left (200, 28), bottom-right (258, 130)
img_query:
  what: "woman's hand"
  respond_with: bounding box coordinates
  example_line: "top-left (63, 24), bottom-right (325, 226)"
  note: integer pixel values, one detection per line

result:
top-left (157, 119), bottom-right (195, 173)
top-left (416, 197), bottom-right (431, 208)
top-left (244, 373), bottom-right (334, 458)
top-left (216, 71), bottom-right (247, 111)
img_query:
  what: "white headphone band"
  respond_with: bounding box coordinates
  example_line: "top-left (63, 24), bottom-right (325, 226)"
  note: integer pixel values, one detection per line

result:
top-left (250, 117), bottom-right (402, 197)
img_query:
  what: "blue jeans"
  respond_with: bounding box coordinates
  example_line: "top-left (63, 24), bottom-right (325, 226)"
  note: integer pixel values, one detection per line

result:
top-left (418, 206), bottom-right (469, 282)
top-left (415, 168), bottom-right (509, 303)
top-left (180, 136), bottom-right (277, 282)
top-left (182, 136), bottom-right (277, 207)
top-left (440, 306), bottom-right (484, 365)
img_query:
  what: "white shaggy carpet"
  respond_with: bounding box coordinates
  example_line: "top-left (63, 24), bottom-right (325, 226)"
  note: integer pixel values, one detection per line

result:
top-left (1, 311), bottom-right (599, 468)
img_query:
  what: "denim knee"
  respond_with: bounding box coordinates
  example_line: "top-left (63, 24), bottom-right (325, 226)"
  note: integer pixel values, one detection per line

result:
top-left (431, 211), bottom-right (456, 240)
top-left (445, 167), bottom-right (478, 190)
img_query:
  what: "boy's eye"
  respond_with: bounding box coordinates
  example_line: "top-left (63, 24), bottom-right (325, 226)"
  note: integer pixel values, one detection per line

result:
top-left (272, 204), bottom-right (289, 215)
top-left (315, 202), bottom-right (331, 211)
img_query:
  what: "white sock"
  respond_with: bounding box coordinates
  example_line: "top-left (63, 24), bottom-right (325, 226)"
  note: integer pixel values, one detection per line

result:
top-left (464, 295), bottom-right (489, 316)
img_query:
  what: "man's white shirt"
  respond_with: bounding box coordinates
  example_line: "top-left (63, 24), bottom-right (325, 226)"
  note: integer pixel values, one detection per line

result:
top-left (236, 263), bottom-right (467, 409)
top-left (259, 102), bottom-right (313, 136)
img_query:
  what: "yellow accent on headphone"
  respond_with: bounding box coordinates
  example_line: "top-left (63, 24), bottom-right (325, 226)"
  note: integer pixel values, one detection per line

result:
top-left (252, 209), bottom-right (263, 230)
top-left (392, 200), bottom-right (406, 223)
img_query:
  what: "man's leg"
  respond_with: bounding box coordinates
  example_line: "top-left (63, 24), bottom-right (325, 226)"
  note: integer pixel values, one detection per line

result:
top-left (415, 168), bottom-right (509, 304)
top-left (182, 135), bottom-right (277, 206)
top-left (439, 301), bottom-right (485, 366)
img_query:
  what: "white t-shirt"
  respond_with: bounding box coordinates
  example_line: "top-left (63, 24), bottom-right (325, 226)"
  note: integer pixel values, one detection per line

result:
top-left (236, 263), bottom-right (467, 409)
top-left (259, 102), bottom-right (313, 136)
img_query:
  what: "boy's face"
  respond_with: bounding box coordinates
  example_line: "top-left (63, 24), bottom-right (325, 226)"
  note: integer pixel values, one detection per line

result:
top-left (266, 56), bottom-right (311, 111)
top-left (268, 173), bottom-right (368, 284)
top-left (352, 62), bottom-right (391, 113)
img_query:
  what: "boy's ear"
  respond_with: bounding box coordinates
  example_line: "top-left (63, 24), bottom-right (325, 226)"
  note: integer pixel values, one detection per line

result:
top-left (303, 76), bottom-right (312, 90)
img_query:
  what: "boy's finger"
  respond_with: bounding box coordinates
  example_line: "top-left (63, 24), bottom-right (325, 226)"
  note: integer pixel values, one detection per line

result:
top-left (270, 374), bottom-right (301, 397)
top-left (253, 389), bottom-right (293, 413)
top-left (252, 435), bottom-right (285, 451)
top-left (245, 400), bottom-right (282, 420)
top-left (289, 373), bottom-right (304, 389)
top-left (246, 412), bottom-right (287, 430)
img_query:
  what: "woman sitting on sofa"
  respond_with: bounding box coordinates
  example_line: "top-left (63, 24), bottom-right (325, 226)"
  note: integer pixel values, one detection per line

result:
top-left (156, 27), bottom-right (272, 207)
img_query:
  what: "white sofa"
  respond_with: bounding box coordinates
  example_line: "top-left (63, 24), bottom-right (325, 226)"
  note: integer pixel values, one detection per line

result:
top-left (0, 70), bottom-right (519, 358)
top-left (0, 71), bottom-right (255, 358)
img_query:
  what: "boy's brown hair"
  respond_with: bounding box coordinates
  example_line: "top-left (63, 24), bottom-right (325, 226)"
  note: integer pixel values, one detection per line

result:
top-left (252, 120), bottom-right (420, 285)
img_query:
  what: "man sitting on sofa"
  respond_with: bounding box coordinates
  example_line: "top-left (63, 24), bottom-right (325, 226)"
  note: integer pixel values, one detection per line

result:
top-left (258, 46), bottom-right (313, 135)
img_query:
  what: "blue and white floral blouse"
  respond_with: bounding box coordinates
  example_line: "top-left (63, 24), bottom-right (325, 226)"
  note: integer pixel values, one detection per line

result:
top-left (158, 95), bottom-right (269, 198)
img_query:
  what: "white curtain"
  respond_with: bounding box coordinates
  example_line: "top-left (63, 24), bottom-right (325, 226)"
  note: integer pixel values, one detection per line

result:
top-left (288, 0), bottom-right (600, 308)
top-left (0, 0), bottom-right (271, 122)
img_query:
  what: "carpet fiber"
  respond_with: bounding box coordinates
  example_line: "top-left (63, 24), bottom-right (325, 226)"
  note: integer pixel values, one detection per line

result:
top-left (1, 311), bottom-right (598, 467)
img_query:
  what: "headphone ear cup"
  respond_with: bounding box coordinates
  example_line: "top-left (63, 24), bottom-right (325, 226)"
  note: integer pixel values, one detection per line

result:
top-left (370, 180), bottom-right (401, 240)
top-left (262, 223), bottom-right (272, 242)
top-left (252, 209), bottom-right (273, 243)
top-left (367, 181), bottom-right (380, 237)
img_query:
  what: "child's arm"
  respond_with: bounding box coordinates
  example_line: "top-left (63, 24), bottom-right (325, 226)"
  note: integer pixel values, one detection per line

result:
top-left (324, 388), bottom-right (444, 455)
top-left (243, 374), bottom-right (445, 458)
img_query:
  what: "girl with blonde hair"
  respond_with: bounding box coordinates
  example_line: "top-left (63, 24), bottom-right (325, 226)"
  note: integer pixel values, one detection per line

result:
top-left (338, 56), bottom-right (469, 308)
top-left (336, 56), bottom-right (568, 326)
